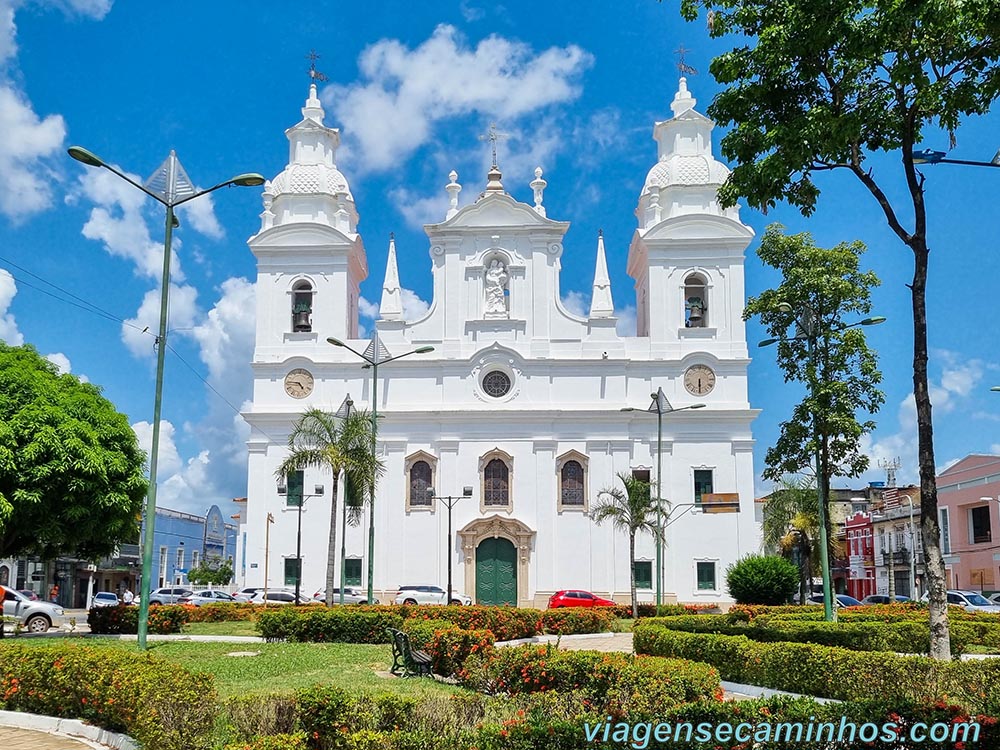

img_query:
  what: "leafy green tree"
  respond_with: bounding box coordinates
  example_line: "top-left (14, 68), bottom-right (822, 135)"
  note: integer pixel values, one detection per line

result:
top-left (0, 342), bottom-right (147, 560)
top-left (275, 408), bottom-right (382, 607)
top-left (726, 554), bottom-right (799, 605)
top-left (678, 0), bottom-right (1000, 660)
top-left (591, 472), bottom-right (664, 618)
top-left (186, 557), bottom-right (233, 586)
top-left (760, 476), bottom-right (823, 605)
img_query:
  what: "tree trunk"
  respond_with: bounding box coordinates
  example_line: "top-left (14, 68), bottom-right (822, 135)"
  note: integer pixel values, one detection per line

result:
top-left (325, 474), bottom-right (339, 607)
top-left (910, 238), bottom-right (951, 660)
top-left (629, 532), bottom-right (638, 618)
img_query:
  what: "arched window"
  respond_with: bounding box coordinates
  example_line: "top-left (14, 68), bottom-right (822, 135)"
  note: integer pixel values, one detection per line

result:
top-left (484, 459), bottom-right (509, 507)
top-left (684, 274), bottom-right (707, 328)
top-left (292, 281), bottom-right (313, 332)
top-left (560, 461), bottom-right (585, 506)
top-left (409, 461), bottom-right (433, 507)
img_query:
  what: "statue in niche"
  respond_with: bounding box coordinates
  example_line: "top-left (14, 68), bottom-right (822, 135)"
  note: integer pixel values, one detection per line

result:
top-left (484, 259), bottom-right (508, 315)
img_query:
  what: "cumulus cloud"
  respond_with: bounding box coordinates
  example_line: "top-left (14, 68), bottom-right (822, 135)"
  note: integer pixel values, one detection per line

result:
top-left (615, 305), bottom-right (637, 336)
top-left (121, 283), bottom-right (200, 357)
top-left (561, 290), bottom-right (588, 317)
top-left (44, 351), bottom-right (70, 373)
top-left (131, 419), bottom-right (183, 478)
top-left (389, 187), bottom-right (452, 229)
top-left (0, 268), bottom-right (23, 344)
top-left (326, 24), bottom-right (592, 173)
top-left (358, 289), bottom-right (431, 323)
top-left (177, 191), bottom-right (224, 240)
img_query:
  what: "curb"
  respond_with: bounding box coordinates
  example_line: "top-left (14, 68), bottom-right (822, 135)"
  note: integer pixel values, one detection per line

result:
top-left (0, 710), bottom-right (139, 749)
top-left (719, 681), bottom-right (840, 704)
top-left (495, 631), bottom-right (625, 647)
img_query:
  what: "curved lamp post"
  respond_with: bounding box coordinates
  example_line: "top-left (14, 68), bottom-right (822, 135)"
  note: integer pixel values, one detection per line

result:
top-left (68, 146), bottom-right (263, 649)
top-left (912, 149), bottom-right (1000, 168)
top-left (760, 304), bottom-right (885, 622)
top-left (622, 389), bottom-right (705, 607)
top-left (327, 333), bottom-right (434, 603)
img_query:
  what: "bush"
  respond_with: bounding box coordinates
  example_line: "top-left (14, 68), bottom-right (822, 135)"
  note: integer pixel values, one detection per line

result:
top-left (256, 607), bottom-right (404, 643)
top-left (87, 604), bottom-right (188, 634)
top-left (186, 602), bottom-right (260, 622)
top-left (297, 686), bottom-right (419, 750)
top-left (224, 734), bottom-right (307, 750)
top-left (725, 554), bottom-right (798, 605)
top-left (634, 623), bottom-right (1000, 713)
top-left (0, 643), bottom-right (216, 750)
top-left (538, 607), bottom-right (616, 635)
top-left (224, 693), bottom-right (299, 742)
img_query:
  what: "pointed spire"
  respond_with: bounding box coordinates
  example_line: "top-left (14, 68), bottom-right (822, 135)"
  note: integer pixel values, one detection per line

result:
top-left (302, 83), bottom-right (325, 122)
top-left (589, 229), bottom-right (615, 318)
top-left (379, 233), bottom-right (403, 320)
top-left (670, 77), bottom-right (697, 117)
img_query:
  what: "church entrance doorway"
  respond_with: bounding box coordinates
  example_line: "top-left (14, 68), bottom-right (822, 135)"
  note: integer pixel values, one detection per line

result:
top-left (475, 537), bottom-right (516, 605)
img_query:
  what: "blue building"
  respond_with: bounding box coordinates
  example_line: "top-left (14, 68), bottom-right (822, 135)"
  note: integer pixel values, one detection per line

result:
top-left (142, 504), bottom-right (238, 588)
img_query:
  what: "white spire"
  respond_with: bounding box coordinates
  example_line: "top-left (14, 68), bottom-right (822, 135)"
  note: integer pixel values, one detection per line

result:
top-left (530, 166), bottom-right (547, 216)
top-left (445, 170), bottom-right (462, 219)
top-left (379, 233), bottom-right (403, 320)
top-left (670, 77), bottom-right (697, 117)
top-left (302, 83), bottom-right (325, 122)
top-left (589, 229), bottom-right (615, 318)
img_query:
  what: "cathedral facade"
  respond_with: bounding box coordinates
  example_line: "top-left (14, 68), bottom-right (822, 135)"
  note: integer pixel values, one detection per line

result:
top-left (237, 80), bottom-right (760, 607)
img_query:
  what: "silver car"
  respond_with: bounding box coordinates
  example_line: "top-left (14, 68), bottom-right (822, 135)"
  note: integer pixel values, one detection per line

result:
top-left (91, 592), bottom-right (120, 608)
top-left (313, 587), bottom-right (369, 605)
top-left (179, 590), bottom-right (238, 606)
top-left (148, 587), bottom-right (193, 605)
top-left (2, 586), bottom-right (66, 633)
top-left (393, 585), bottom-right (472, 606)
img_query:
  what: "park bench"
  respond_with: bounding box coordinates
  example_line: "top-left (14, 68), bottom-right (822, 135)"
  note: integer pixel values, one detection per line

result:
top-left (386, 627), bottom-right (433, 677)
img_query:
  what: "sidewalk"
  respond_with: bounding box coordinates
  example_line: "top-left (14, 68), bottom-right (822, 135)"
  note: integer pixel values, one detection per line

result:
top-left (0, 726), bottom-right (103, 749)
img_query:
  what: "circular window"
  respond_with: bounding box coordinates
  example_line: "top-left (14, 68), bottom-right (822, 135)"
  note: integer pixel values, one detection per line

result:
top-left (482, 370), bottom-right (512, 398)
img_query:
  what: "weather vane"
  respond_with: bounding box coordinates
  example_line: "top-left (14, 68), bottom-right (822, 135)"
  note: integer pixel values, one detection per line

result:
top-left (675, 45), bottom-right (698, 76)
top-left (307, 50), bottom-right (329, 82)
top-left (478, 122), bottom-right (509, 168)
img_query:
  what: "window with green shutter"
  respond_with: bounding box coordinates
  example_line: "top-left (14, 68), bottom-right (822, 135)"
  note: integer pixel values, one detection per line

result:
top-left (696, 561), bottom-right (716, 591)
top-left (286, 470), bottom-right (304, 508)
top-left (633, 561), bottom-right (652, 590)
top-left (284, 558), bottom-right (300, 586)
top-left (345, 558), bottom-right (362, 586)
top-left (694, 469), bottom-right (713, 506)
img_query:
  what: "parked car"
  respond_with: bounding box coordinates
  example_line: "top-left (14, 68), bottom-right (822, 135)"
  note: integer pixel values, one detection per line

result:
top-left (806, 593), bottom-right (863, 608)
top-left (233, 587), bottom-right (264, 602)
top-left (91, 592), bottom-right (120, 608)
top-left (148, 587), bottom-right (193, 605)
top-left (248, 590), bottom-right (314, 605)
top-left (990, 593), bottom-right (1000, 606)
top-left (921, 590), bottom-right (1000, 613)
top-left (860, 594), bottom-right (910, 605)
top-left (179, 590), bottom-right (238, 606)
top-left (393, 585), bottom-right (472, 606)
top-left (1, 585), bottom-right (66, 633)
top-left (313, 587), bottom-right (369, 605)
top-left (17, 589), bottom-right (39, 601)
top-left (548, 590), bottom-right (616, 608)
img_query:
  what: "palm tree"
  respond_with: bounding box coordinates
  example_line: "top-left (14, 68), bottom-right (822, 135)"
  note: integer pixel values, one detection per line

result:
top-left (275, 407), bottom-right (383, 606)
top-left (761, 476), bottom-right (823, 604)
top-left (591, 472), bottom-right (664, 618)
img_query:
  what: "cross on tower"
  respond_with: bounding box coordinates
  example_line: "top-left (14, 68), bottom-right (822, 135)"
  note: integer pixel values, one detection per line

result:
top-left (674, 45), bottom-right (698, 76)
top-left (307, 50), bottom-right (329, 82)
top-left (478, 122), bottom-right (509, 167)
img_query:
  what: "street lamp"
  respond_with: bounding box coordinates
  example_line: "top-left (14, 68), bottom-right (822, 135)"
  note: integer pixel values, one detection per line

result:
top-left (759, 303), bottom-right (885, 622)
top-left (911, 149), bottom-right (1000, 168)
top-left (68, 146), bottom-right (263, 650)
top-left (431, 487), bottom-right (474, 606)
top-left (899, 493), bottom-right (918, 598)
top-left (622, 389), bottom-right (706, 607)
top-left (281, 479), bottom-right (324, 605)
top-left (334, 394), bottom-right (355, 607)
top-left (327, 333), bottom-right (434, 603)
top-left (991, 387), bottom-right (1000, 392)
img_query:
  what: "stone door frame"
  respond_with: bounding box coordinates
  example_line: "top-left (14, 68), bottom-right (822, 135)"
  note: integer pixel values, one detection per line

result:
top-left (458, 514), bottom-right (535, 607)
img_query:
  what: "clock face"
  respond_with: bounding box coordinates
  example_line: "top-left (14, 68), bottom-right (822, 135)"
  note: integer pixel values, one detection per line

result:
top-left (684, 365), bottom-right (716, 396)
top-left (284, 368), bottom-right (314, 399)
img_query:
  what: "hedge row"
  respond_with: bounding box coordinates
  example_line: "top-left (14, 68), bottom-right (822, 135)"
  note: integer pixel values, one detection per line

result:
top-left (256, 604), bottom-right (616, 643)
top-left (87, 604), bottom-right (188, 634)
top-left (610, 603), bottom-right (721, 619)
top-left (729, 602), bottom-right (996, 623)
top-left (634, 623), bottom-right (1000, 714)
top-left (0, 643), bottom-right (216, 750)
top-left (641, 615), bottom-right (968, 655)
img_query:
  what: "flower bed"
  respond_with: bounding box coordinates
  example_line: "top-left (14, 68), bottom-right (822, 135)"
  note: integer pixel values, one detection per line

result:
top-left (87, 603), bottom-right (188, 634)
top-left (0, 643), bottom-right (216, 750)
top-left (184, 601), bottom-right (262, 622)
top-left (634, 623), bottom-right (1000, 714)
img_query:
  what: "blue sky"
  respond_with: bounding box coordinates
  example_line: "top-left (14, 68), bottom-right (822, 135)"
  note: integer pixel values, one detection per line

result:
top-left (0, 0), bottom-right (998, 516)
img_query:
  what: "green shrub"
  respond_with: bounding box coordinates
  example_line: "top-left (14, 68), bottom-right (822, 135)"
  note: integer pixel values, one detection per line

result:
top-left (725, 554), bottom-right (798, 605)
top-left (297, 686), bottom-right (420, 750)
top-left (186, 602), bottom-right (261, 622)
top-left (86, 603), bottom-right (188, 634)
top-left (223, 693), bottom-right (299, 742)
top-left (224, 734), bottom-right (308, 750)
top-left (256, 607), bottom-right (404, 643)
top-left (634, 623), bottom-right (1000, 713)
top-left (539, 607), bottom-right (616, 634)
top-left (0, 643), bottom-right (216, 750)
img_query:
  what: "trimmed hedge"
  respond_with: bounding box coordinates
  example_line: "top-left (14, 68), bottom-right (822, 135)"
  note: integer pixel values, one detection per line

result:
top-left (641, 614), bottom-right (968, 655)
top-left (610, 603), bottom-right (721, 619)
top-left (634, 623), bottom-right (1000, 714)
top-left (257, 607), bottom-right (404, 643)
top-left (184, 602), bottom-right (261, 622)
top-left (538, 607), bottom-right (616, 635)
top-left (401, 618), bottom-right (495, 675)
top-left (87, 604), bottom-right (188, 634)
top-left (0, 643), bottom-right (216, 750)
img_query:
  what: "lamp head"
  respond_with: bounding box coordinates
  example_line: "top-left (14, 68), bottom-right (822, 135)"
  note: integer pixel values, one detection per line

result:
top-left (415, 346), bottom-right (435, 354)
top-left (992, 149), bottom-right (1000, 166)
top-left (327, 337), bottom-right (346, 347)
top-left (758, 338), bottom-right (780, 347)
top-left (912, 148), bottom-right (945, 164)
top-left (776, 302), bottom-right (793, 313)
top-left (231, 173), bottom-right (266, 187)
top-left (690, 403), bottom-right (707, 409)
top-left (67, 146), bottom-right (105, 168)
top-left (860, 316), bottom-right (886, 326)
top-left (620, 407), bottom-right (636, 412)
top-left (463, 486), bottom-right (473, 497)
top-left (991, 386), bottom-right (1000, 392)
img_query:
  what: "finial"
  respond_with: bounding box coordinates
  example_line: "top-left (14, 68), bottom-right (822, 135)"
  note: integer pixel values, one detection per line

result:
top-left (530, 166), bottom-right (547, 216)
top-left (307, 50), bottom-right (329, 82)
top-left (445, 170), bottom-right (462, 218)
top-left (478, 122), bottom-right (509, 168)
top-left (670, 75), bottom-right (697, 117)
top-left (674, 45), bottom-right (698, 76)
top-left (390, 231), bottom-right (395, 240)
top-left (598, 228), bottom-right (603, 237)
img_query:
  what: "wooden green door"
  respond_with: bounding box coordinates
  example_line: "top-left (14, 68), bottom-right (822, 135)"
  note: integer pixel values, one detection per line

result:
top-left (475, 537), bottom-right (517, 606)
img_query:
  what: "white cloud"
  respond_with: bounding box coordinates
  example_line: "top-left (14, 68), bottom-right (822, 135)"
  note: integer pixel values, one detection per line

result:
top-left (0, 86), bottom-right (66, 221)
top-left (121, 283), bottom-right (200, 357)
top-left (326, 24), bottom-right (592, 172)
top-left (389, 187), bottom-right (452, 229)
top-left (131, 419), bottom-right (183, 478)
top-left (0, 267), bottom-right (23, 344)
top-left (358, 289), bottom-right (430, 323)
top-left (44, 351), bottom-right (70, 374)
top-left (615, 305), bottom-right (637, 336)
top-left (459, 0), bottom-right (485, 22)
top-left (58, 0), bottom-right (113, 18)
top-left (177, 191), bottom-right (224, 240)
top-left (358, 296), bottom-right (379, 320)
top-left (561, 290), bottom-right (588, 317)
top-left (190, 277), bottom-right (255, 388)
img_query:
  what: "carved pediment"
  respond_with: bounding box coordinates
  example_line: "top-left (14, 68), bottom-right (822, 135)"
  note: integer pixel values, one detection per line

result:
top-left (426, 193), bottom-right (569, 232)
top-left (642, 214), bottom-right (755, 243)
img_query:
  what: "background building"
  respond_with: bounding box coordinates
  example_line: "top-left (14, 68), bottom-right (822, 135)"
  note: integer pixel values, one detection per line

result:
top-left (937, 454), bottom-right (1000, 595)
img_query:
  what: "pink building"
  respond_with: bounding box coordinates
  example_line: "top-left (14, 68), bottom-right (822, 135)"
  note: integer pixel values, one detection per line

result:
top-left (844, 510), bottom-right (875, 600)
top-left (937, 455), bottom-right (1000, 595)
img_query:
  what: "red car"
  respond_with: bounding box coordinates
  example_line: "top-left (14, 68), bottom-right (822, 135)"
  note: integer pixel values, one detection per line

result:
top-left (548, 589), bottom-right (616, 608)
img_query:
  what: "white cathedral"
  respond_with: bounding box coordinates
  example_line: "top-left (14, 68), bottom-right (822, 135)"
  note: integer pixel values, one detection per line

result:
top-left (235, 79), bottom-right (761, 607)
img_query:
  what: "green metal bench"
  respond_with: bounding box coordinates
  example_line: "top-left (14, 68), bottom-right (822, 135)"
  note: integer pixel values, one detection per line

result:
top-left (386, 627), bottom-right (433, 677)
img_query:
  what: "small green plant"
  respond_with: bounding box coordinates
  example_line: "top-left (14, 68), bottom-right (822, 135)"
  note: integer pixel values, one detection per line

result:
top-left (725, 554), bottom-right (799, 605)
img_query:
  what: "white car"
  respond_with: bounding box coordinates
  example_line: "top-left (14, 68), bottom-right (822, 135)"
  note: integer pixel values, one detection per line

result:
top-left (990, 593), bottom-right (1000, 606)
top-left (91, 592), bottom-right (120, 608)
top-left (922, 589), bottom-right (1000, 613)
top-left (248, 589), bottom-right (314, 605)
top-left (2, 586), bottom-right (66, 632)
top-left (313, 587), bottom-right (369, 605)
top-left (179, 590), bottom-right (238, 606)
top-left (233, 587), bottom-right (264, 602)
top-left (393, 585), bottom-right (472, 606)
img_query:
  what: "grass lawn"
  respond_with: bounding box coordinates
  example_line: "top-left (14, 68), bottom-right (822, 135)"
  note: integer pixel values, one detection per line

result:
top-left (184, 621), bottom-right (259, 637)
top-left (2, 637), bottom-right (460, 699)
